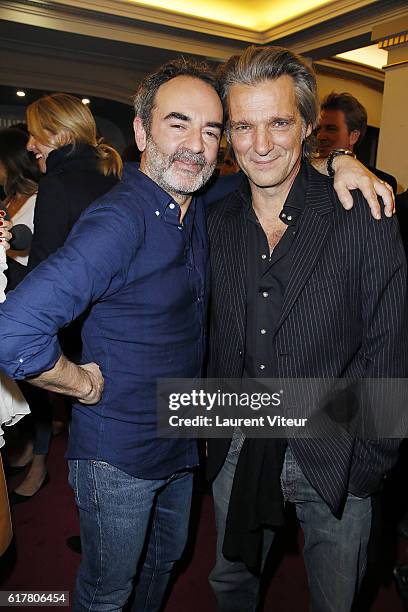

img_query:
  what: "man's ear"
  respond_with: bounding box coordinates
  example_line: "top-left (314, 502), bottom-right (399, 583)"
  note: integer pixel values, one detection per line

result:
top-left (133, 117), bottom-right (147, 152)
top-left (349, 129), bottom-right (360, 148)
top-left (305, 123), bottom-right (312, 139)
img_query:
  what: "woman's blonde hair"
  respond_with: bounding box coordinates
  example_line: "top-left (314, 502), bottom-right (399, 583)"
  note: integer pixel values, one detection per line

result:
top-left (26, 93), bottom-right (122, 177)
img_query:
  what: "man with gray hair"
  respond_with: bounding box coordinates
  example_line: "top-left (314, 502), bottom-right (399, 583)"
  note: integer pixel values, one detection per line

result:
top-left (206, 46), bottom-right (407, 611)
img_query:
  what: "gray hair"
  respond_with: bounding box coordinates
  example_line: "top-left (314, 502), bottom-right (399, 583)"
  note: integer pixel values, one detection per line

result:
top-left (218, 46), bottom-right (318, 159)
top-left (133, 57), bottom-right (221, 135)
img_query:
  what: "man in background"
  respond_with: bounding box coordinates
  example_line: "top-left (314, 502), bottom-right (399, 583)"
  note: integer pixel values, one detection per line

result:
top-left (317, 91), bottom-right (397, 194)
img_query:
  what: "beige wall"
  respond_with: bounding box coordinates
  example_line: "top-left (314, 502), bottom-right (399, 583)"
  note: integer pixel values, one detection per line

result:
top-left (377, 45), bottom-right (408, 191)
top-left (316, 73), bottom-right (383, 127)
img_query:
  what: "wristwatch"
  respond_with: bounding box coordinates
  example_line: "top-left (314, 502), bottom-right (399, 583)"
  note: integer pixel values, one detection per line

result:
top-left (326, 149), bottom-right (356, 177)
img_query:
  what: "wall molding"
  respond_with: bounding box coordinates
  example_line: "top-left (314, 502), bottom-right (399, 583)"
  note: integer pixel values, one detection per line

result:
top-left (2, 0), bottom-right (407, 60)
top-left (263, 0), bottom-right (375, 40)
top-left (1, 1), bottom-right (246, 60)
top-left (272, 2), bottom-right (408, 56)
top-left (1, 0), bottom-right (407, 96)
top-left (315, 58), bottom-right (384, 91)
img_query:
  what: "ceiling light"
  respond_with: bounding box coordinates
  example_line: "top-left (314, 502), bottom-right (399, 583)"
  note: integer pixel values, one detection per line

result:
top-left (16, 90), bottom-right (26, 97)
top-left (131, 0), bottom-right (335, 32)
top-left (336, 44), bottom-right (388, 70)
top-left (82, 98), bottom-right (90, 105)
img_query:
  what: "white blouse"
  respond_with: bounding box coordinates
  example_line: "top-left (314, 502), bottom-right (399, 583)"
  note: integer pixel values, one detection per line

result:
top-left (0, 248), bottom-right (30, 448)
top-left (7, 192), bottom-right (36, 267)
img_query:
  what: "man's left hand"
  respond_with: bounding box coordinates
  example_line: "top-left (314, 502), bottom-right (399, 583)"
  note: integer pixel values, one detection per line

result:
top-left (78, 362), bottom-right (104, 405)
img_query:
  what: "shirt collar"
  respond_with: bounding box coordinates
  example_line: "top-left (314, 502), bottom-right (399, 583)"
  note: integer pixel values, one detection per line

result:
top-left (242, 159), bottom-right (308, 227)
top-left (122, 162), bottom-right (197, 219)
top-left (279, 159), bottom-right (308, 226)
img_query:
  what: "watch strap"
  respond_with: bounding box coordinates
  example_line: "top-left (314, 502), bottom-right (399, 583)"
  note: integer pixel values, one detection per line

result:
top-left (326, 149), bottom-right (356, 177)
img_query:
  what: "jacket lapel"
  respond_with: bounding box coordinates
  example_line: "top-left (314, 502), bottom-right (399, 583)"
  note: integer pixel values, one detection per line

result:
top-left (221, 196), bottom-right (248, 349)
top-left (275, 168), bottom-right (334, 333)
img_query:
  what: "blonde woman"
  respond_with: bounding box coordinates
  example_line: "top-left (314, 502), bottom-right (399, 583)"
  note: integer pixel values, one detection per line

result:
top-left (26, 92), bottom-right (122, 267)
top-left (9, 94), bottom-right (122, 502)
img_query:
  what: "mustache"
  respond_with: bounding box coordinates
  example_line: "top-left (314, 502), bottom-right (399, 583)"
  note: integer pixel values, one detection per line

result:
top-left (170, 148), bottom-right (207, 167)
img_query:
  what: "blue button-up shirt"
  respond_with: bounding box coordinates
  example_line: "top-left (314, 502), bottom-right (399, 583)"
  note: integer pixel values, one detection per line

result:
top-left (0, 165), bottom-right (208, 478)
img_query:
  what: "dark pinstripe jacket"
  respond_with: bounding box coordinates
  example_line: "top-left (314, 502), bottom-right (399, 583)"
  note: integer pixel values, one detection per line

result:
top-left (206, 162), bottom-right (408, 515)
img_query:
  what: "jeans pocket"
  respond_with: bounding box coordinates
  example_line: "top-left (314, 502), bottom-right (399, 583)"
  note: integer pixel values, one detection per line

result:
top-left (71, 459), bottom-right (101, 511)
top-left (91, 460), bottom-right (116, 471)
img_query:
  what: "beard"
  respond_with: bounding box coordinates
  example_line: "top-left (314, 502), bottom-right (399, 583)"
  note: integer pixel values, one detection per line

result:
top-left (143, 135), bottom-right (216, 196)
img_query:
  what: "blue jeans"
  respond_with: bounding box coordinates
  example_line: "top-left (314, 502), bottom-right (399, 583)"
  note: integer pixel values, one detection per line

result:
top-left (210, 434), bottom-right (372, 612)
top-left (68, 460), bottom-right (193, 611)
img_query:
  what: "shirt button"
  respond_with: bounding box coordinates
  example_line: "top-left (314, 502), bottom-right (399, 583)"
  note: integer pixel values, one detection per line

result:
top-left (262, 292), bottom-right (269, 298)
top-left (169, 203), bottom-right (175, 210)
top-left (155, 210), bottom-right (160, 216)
top-left (261, 254), bottom-right (267, 260)
top-left (260, 329), bottom-right (267, 335)
top-left (178, 226), bottom-right (183, 230)
top-left (259, 364), bottom-right (266, 370)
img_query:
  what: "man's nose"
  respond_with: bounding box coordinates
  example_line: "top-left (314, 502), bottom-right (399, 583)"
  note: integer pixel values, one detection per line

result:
top-left (185, 129), bottom-right (204, 153)
top-left (254, 127), bottom-right (273, 156)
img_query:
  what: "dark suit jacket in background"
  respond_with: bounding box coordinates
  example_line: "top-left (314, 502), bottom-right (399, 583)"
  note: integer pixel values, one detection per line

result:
top-left (206, 163), bottom-right (407, 516)
top-left (367, 165), bottom-right (397, 196)
top-left (397, 189), bottom-right (408, 260)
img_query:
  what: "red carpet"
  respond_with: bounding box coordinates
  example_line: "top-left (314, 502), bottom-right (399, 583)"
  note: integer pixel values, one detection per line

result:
top-left (1, 432), bottom-right (404, 611)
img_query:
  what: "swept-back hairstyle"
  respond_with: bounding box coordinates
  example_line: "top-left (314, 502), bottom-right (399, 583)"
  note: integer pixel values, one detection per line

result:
top-left (133, 57), bottom-right (222, 134)
top-left (0, 127), bottom-right (41, 197)
top-left (320, 92), bottom-right (367, 148)
top-left (218, 45), bottom-right (319, 159)
top-left (26, 93), bottom-right (122, 177)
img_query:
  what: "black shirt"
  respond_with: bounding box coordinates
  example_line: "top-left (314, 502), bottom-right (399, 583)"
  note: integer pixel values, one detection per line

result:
top-left (244, 161), bottom-right (308, 378)
top-left (223, 161), bottom-right (310, 571)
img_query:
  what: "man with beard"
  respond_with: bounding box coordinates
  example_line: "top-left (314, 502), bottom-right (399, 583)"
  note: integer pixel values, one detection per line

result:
top-left (0, 56), bottom-right (397, 611)
top-left (0, 59), bottom-right (223, 611)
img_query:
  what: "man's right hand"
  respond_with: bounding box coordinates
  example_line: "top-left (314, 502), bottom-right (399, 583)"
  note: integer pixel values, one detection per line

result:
top-left (78, 362), bottom-right (104, 404)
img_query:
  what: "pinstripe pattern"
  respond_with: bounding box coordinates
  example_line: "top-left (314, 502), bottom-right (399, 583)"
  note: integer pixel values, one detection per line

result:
top-left (206, 163), bottom-right (408, 514)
